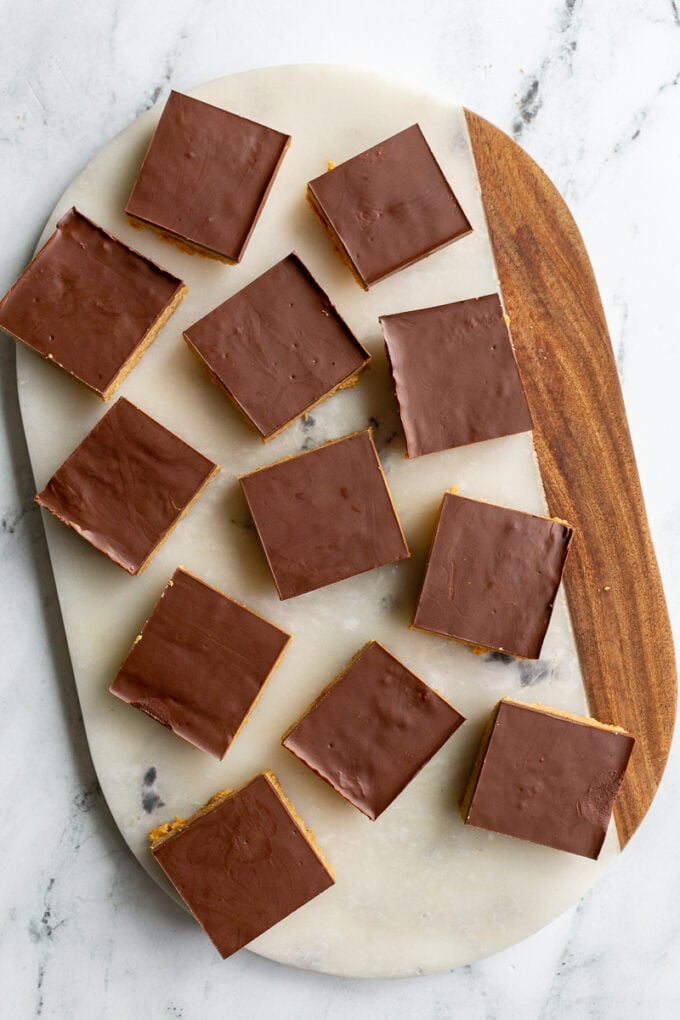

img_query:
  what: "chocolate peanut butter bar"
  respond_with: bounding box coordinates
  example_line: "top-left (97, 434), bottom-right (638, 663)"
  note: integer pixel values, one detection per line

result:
top-left (150, 772), bottom-right (335, 959)
top-left (184, 253), bottom-right (370, 440)
top-left (307, 124), bottom-right (472, 288)
top-left (461, 699), bottom-right (635, 858)
top-left (413, 493), bottom-right (573, 659)
top-left (126, 91), bottom-right (290, 262)
top-left (110, 568), bottom-right (291, 758)
top-left (283, 641), bottom-right (465, 819)
top-left (240, 430), bottom-right (409, 599)
top-left (0, 208), bottom-right (186, 399)
top-left (35, 398), bottom-right (218, 574)
top-left (380, 293), bottom-right (532, 457)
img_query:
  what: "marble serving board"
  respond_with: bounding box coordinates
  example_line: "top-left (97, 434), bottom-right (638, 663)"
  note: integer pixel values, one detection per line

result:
top-left (16, 65), bottom-right (667, 979)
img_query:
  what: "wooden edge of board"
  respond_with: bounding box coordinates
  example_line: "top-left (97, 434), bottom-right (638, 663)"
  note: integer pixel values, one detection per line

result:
top-left (464, 108), bottom-right (676, 847)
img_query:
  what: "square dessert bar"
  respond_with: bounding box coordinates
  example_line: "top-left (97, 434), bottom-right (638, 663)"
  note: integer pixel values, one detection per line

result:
top-left (307, 123), bottom-right (472, 289)
top-left (240, 430), bottom-right (409, 599)
top-left (184, 253), bottom-right (370, 440)
top-left (413, 493), bottom-right (573, 659)
top-left (150, 772), bottom-right (335, 959)
top-left (283, 641), bottom-right (465, 820)
top-left (380, 293), bottom-right (532, 457)
top-left (0, 208), bottom-right (186, 399)
top-left (126, 91), bottom-right (290, 263)
top-left (35, 397), bottom-right (218, 575)
top-left (110, 568), bottom-right (291, 758)
top-left (461, 699), bottom-right (635, 858)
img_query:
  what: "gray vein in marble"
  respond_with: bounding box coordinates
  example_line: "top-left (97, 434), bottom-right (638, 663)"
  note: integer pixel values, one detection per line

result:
top-left (1, 503), bottom-right (35, 535)
top-left (364, 415), bottom-right (400, 459)
top-left (513, 0), bottom-right (582, 140)
top-left (167, 1005), bottom-right (188, 1018)
top-left (612, 294), bottom-right (629, 382)
top-left (29, 877), bottom-right (67, 1018)
top-left (142, 766), bottom-right (166, 814)
top-left (134, 27), bottom-right (190, 117)
top-left (609, 67), bottom-right (680, 160)
top-left (483, 651), bottom-right (553, 689)
top-left (538, 900), bottom-right (606, 1019)
top-left (518, 659), bottom-right (552, 687)
top-left (300, 412), bottom-right (318, 451)
top-left (513, 75), bottom-right (542, 138)
top-left (557, 55), bottom-right (680, 210)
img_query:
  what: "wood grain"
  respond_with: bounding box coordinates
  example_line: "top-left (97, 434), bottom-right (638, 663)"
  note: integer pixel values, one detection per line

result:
top-left (465, 109), bottom-right (676, 846)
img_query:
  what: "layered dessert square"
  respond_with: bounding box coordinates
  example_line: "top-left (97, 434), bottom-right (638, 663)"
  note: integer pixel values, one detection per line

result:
top-left (307, 124), bottom-right (472, 288)
top-left (110, 568), bottom-right (291, 757)
top-left (150, 772), bottom-right (335, 958)
top-left (0, 207), bottom-right (186, 399)
top-left (126, 91), bottom-right (290, 262)
top-left (35, 397), bottom-right (218, 574)
top-left (240, 430), bottom-right (409, 599)
top-left (380, 293), bottom-right (532, 457)
top-left (461, 698), bottom-right (635, 858)
top-left (184, 253), bottom-right (370, 439)
top-left (413, 493), bottom-right (573, 658)
top-left (283, 641), bottom-right (465, 819)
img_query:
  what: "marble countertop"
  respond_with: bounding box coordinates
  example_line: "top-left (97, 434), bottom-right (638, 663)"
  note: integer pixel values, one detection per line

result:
top-left (2, 1), bottom-right (679, 1016)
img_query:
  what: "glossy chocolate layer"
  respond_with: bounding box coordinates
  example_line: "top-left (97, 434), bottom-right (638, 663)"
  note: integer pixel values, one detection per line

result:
top-left (240, 430), bottom-right (409, 599)
top-left (35, 398), bottom-right (218, 574)
top-left (110, 568), bottom-right (290, 757)
top-left (0, 208), bottom-right (184, 397)
top-left (152, 773), bottom-right (334, 959)
top-left (184, 253), bottom-right (370, 439)
top-left (380, 293), bottom-right (532, 457)
top-left (283, 641), bottom-right (465, 820)
top-left (126, 91), bottom-right (290, 262)
top-left (413, 493), bottom-right (573, 658)
top-left (307, 124), bottom-right (472, 288)
top-left (463, 700), bottom-right (635, 858)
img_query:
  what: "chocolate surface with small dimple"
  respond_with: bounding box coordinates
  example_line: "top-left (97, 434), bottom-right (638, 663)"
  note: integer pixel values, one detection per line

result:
top-left (413, 493), bottom-right (573, 659)
top-left (152, 773), bottom-right (334, 959)
top-left (308, 124), bottom-right (472, 288)
top-left (110, 568), bottom-right (290, 758)
top-left (35, 398), bottom-right (217, 574)
top-left (380, 293), bottom-right (532, 457)
top-left (126, 91), bottom-right (290, 261)
top-left (240, 430), bottom-right (409, 599)
top-left (0, 208), bottom-right (184, 396)
top-left (184, 253), bottom-right (370, 438)
top-left (463, 700), bottom-right (635, 858)
top-left (283, 641), bottom-right (465, 819)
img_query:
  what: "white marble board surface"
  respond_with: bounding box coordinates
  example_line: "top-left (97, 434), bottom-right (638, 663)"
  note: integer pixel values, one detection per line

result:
top-left (17, 64), bottom-right (622, 979)
top-left (2, 1), bottom-right (679, 1016)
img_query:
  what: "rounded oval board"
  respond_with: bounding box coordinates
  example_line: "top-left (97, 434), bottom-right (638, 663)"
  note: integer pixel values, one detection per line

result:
top-left (15, 66), bottom-right (675, 977)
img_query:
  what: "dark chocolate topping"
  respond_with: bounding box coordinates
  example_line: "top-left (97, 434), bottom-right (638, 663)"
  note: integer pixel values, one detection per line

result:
top-left (413, 493), bottom-right (573, 659)
top-left (464, 700), bottom-right (635, 859)
top-left (126, 91), bottom-right (290, 262)
top-left (184, 253), bottom-right (370, 438)
top-left (0, 208), bottom-right (184, 396)
top-left (35, 398), bottom-right (217, 574)
top-left (110, 568), bottom-right (290, 758)
top-left (380, 293), bottom-right (533, 457)
top-left (308, 124), bottom-right (472, 288)
top-left (240, 430), bottom-right (409, 600)
top-left (152, 773), bottom-right (334, 959)
top-left (283, 641), bottom-right (465, 820)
